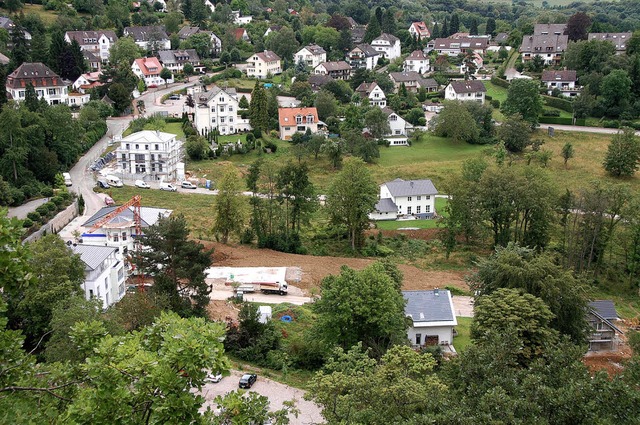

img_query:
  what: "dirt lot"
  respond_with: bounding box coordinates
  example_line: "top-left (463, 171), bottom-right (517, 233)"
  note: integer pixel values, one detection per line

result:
top-left (202, 241), bottom-right (469, 295)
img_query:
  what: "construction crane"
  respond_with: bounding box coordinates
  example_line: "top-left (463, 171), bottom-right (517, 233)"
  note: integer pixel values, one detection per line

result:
top-left (87, 195), bottom-right (145, 290)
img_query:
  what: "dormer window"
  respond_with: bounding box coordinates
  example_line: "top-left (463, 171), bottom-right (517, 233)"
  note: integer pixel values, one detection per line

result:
top-left (296, 115), bottom-right (302, 124)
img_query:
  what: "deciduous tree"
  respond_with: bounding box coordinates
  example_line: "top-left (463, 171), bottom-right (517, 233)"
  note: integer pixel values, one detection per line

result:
top-left (603, 127), bottom-right (640, 177)
top-left (501, 79), bottom-right (543, 127)
top-left (212, 167), bottom-right (246, 243)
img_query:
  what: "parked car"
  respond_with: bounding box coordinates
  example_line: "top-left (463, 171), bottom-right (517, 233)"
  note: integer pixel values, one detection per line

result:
top-left (159, 182), bottom-right (177, 192)
top-left (62, 172), bottom-right (72, 186)
top-left (205, 372), bottom-right (223, 383)
top-left (97, 180), bottom-right (110, 189)
top-left (106, 175), bottom-right (123, 187)
top-left (168, 94), bottom-right (181, 100)
top-left (135, 180), bottom-right (150, 189)
top-left (181, 181), bottom-right (197, 189)
top-left (104, 196), bottom-right (114, 206)
top-left (238, 373), bottom-right (257, 389)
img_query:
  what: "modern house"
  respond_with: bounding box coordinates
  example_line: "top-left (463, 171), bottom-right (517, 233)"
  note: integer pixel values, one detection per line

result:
top-left (124, 26), bottom-right (170, 52)
top-left (403, 289), bottom-right (457, 348)
top-left (426, 37), bottom-right (489, 56)
top-left (6, 62), bottom-right (69, 105)
top-left (541, 69), bottom-right (579, 97)
top-left (294, 44), bottom-right (327, 69)
top-left (519, 33), bottom-right (568, 66)
top-left (117, 130), bottom-right (183, 181)
top-left (278, 107), bottom-right (321, 140)
top-left (444, 80), bottom-right (486, 104)
top-left (346, 43), bottom-right (381, 70)
top-left (389, 71), bottom-right (438, 93)
top-left (408, 22), bottom-right (431, 40)
top-left (232, 10), bottom-right (253, 25)
top-left (587, 300), bottom-right (623, 351)
top-left (370, 178), bottom-right (438, 220)
top-left (70, 244), bottom-right (126, 309)
top-left (64, 30), bottom-right (118, 63)
top-left (371, 33), bottom-right (401, 60)
top-left (355, 82), bottom-right (386, 108)
top-left (132, 57), bottom-right (172, 87)
top-left (314, 61), bottom-right (352, 80)
top-left (158, 49), bottom-right (201, 73)
top-left (403, 50), bottom-right (431, 74)
top-left (193, 85), bottom-right (250, 135)
top-left (81, 205), bottom-right (173, 255)
top-left (380, 108), bottom-right (414, 146)
top-left (246, 50), bottom-right (281, 79)
top-left (588, 32), bottom-right (633, 54)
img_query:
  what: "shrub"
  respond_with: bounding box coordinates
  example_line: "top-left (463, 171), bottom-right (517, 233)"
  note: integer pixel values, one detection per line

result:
top-left (543, 95), bottom-right (573, 113)
top-left (51, 196), bottom-right (64, 207)
top-left (542, 109), bottom-right (561, 117)
top-left (602, 120), bottom-right (620, 129)
top-left (36, 205), bottom-right (50, 216)
top-left (45, 202), bottom-right (57, 212)
top-left (538, 116), bottom-right (574, 125)
top-left (490, 75), bottom-right (510, 88)
top-left (491, 99), bottom-right (500, 109)
top-left (41, 186), bottom-right (54, 197)
top-left (27, 211), bottom-right (41, 222)
top-left (22, 218), bottom-right (33, 228)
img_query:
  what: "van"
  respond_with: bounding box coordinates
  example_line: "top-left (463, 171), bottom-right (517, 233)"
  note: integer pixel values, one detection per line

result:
top-left (159, 182), bottom-right (177, 192)
top-left (106, 175), bottom-right (123, 188)
top-left (62, 172), bottom-right (72, 186)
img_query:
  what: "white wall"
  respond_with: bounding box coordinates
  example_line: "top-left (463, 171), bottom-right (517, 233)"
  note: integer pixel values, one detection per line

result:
top-left (393, 194), bottom-right (435, 216)
top-left (407, 324), bottom-right (455, 346)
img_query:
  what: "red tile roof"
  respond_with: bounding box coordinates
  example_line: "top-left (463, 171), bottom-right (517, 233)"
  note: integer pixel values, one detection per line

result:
top-left (278, 107), bottom-right (318, 127)
top-left (133, 57), bottom-right (162, 76)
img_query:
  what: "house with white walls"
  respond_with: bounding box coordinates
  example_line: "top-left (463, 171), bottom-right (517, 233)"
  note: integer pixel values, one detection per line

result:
top-left (132, 57), bottom-right (173, 87)
top-left (444, 80), bottom-right (486, 103)
top-left (355, 82), bottom-right (386, 108)
top-left (70, 244), bottom-right (126, 309)
top-left (371, 33), bottom-right (401, 60)
top-left (541, 69), bottom-right (579, 97)
top-left (403, 50), bottom-right (430, 74)
top-left (193, 85), bottom-right (251, 135)
top-left (403, 289), bottom-right (457, 348)
top-left (278, 107), bottom-right (321, 140)
top-left (408, 22), bottom-right (431, 40)
top-left (6, 62), bottom-right (69, 105)
top-left (65, 30), bottom-right (118, 63)
top-left (346, 43), bottom-right (381, 70)
top-left (314, 61), bottom-right (352, 80)
top-left (117, 130), bottom-right (183, 181)
top-left (294, 44), bottom-right (327, 69)
top-left (158, 49), bottom-right (201, 73)
top-left (246, 50), bottom-right (281, 79)
top-left (369, 178), bottom-right (438, 220)
top-left (380, 108), bottom-right (414, 146)
top-left (124, 26), bottom-right (170, 52)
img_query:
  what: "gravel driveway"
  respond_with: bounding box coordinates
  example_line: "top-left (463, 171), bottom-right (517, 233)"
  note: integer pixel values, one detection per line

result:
top-left (199, 370), bottom-right (324, 424)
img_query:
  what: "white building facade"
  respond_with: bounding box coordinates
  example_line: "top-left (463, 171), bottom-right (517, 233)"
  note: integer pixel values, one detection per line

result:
top-left (371, 33), bottom-right (402, 60)
top-left (294, 44), bottom-right (327, 69)
top-left (370, 178), bottom-right (438, 220)
top-left (117, 130), bottom-right (183, 181)
top-left (444, 81), bottom-right (486, 104)
top-left (6, 62), bottom-right (69, 105)
top-left (71, 244), bottom-right (126, 309)
top-left (246, 50), bottom-right (282, 79)
top-left (403, 290), bottom-right (457, 348)
top-left (193, 86), bottom-right (251, 136)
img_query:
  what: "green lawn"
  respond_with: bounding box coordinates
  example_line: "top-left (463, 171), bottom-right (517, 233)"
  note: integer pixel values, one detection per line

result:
top-left (375, 198), bottom-right (448, 230)
top-left (453, 316), bottom-right (473, 353)
top-left (483, 81), bottom-right (573, 119)
top-left (164, 122), bottom-right (185, 139)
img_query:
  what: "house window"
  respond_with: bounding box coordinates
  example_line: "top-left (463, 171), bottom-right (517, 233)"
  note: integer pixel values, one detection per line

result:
top-left (306, 114), bottom-right (314, 123)
top-left (417, 196), bottom-right (421, 200)
top-left (135, 144), bottom-right (139, 149)
top-left (426, 195), bottom-right (430, 200)
top-left (113, 233), bottom-right (119, 242)
top-left (426, 205), bottom-right (431, 213)
top-left (416, 334), bottom-right (422, 345)
top-left (389, 115), bottom-right (397, 121)
top-left (296, 115), bottom-right (302, 124)
top-left (408, 196), bottom-right (412, 201)
top-left (596, 322), bottom-right (606, 331)
top-left (122, 232), bottom-right (127, 241)
top-left (416, 206), bottom-right (421, 214)
top-left (228, 106), bottom-right (233, 112)
top-left (220, 117), bottom-right (225, 123)
top-left (155, 144), bottom-right (159, 150)
top-left (48, 88), bottom-right (56, 95)
top-left (408, 206), bottom-right (412, 215)
top-left (145, 145), bottom-right (149, 150)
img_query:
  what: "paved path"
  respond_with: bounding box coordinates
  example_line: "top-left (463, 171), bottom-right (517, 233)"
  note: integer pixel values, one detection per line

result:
top-left (538, 124), bottom-right (640, 136)
top-left (207, 280), bottom-right (313, 306)
top-left (7, 198), bottom-right (49, 219)
top-left (452, 295), bottom-right (474, 317)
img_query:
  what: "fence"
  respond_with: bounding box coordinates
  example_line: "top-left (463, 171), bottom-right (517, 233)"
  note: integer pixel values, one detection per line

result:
top-left (23, 200), bottom-right (79, 244)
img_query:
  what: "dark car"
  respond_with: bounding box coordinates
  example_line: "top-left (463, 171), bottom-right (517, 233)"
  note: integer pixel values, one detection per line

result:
top-left (97, 180), bottom-right (110, 189)
top-left (238, 373), bottom-right (257, 389)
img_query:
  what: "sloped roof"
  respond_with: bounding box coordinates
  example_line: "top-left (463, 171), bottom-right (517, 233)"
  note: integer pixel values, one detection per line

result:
top-left (158, 49), bottom-right (200, 64)
top-left (70, 244), bottom-right (117, 271)
top-left (356, 81), bottom-right (380, 94)
top-left (383, 178), bottom-right (438, 197)
top-left (133, 57), bottom-right (163, 76)
top-left (308, 74), bottom-right (333, 88)
top-left (589, 300), bottom-right (619, 321)
top-left (124, 26), bottom-right (168, 42)
top-left (588, 32), bottom-right (632, 50)
top-left (519, 34), bottom-right (568, 53)
top-left (0, 52), bottom-right (9, 65)
top-left (541, 69), bottom-right (577, 82)
top-left (534, 23), bottom-right (567, 36)
top-left (403, 290), bottom-right (457, 324)
top-left (429, 37), bottom-right (490, 50)
top-left (390, 71), bottom-right (423, 83)
top-left (374, 197), bottom-right (397, 213)
top-left (177, 26), bottom-right (200, 39)
top-left (352, 43), bottom-right (379, 57)
top-left (405, 50), bottom-right (429, 61)
top-left (252, 50), bottom-right (281, 62)
top-left (410, 22), bottom-right (430, 36)
top-left (449, 80), bottom-right (487, 94)
top-left (6, 62), bottom-right (66, 89)
top-left (121, 130), bottom-right (176, 144)
top-left (196, 85), bottom-right (238, 104)
top-left (317, 61), bottom-right (351, 71)
top-left (233, 28), bottom-right (248, 40)
top-left (83, 50), bottom-right (100, 62)
top-left (82, 205), bottom-right (173, 228)
top-left (65, 30), bottom-right (117, 44)
top-left (300, 43), bottom-right (326, 55)
top-left (278, 107), bottom-right (318, 127)
top-left (373, 32), bottom-right (400, 44)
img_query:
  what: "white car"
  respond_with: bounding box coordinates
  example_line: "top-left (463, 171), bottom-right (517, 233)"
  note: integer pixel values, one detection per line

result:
top-left (205, 373), bottom-right (223, 383)
top-left (135, 180), bottom-right (150, 189)
top-left (159, 182), bottom-right (177, 192)
top-left (181, 181), bottom-right (197, 189)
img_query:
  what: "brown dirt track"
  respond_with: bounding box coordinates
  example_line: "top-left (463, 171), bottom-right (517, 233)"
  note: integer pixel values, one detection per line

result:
top-left (201, 241), bottom-right (468, 295)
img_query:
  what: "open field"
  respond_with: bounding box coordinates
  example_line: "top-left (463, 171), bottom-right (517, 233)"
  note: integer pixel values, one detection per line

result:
top-left (1, 4), bottom-right (59, 24)
top-left (483, 81), bottom-right (572, 119)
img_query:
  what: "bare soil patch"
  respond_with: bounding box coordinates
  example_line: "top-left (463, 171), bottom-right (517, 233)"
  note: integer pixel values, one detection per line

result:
top-left (201, 241), bottom-right (468, 295)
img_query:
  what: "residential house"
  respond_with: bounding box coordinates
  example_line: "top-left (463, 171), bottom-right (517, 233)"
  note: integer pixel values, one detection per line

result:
top-left (193, 85), bottom-right (250, 135)
top-left (307, 74), bottom-right (333, 91)
top-left (351, 26), bottom-right (366, 44)
top-left (519, 33), bottom-right (569, 65)
top-left (371, 33), bottom-right (401, 60)
top-left (444, 80), bottom-right (486, 103)
top-left (204, 0), bottom-right (215, 12)
top-left (0, 16), bottom-right (31, 41)
top-left (177, 26), bottom-right (200, 40)
top-left (246, 50), bottom-right (281, 79)
top-left (346, 43), bottom-right (381, 70)
top-left (459, 52), bottom-right (484, 74)
top-left (541, 69), bottom-right (579, 97)
top-left (426, 37), bottom-right (489, 56)
top-left (0, 52), bottom-right (9, 65)
top-left (70, 244), bottom-right (126, 309)
top-left (534, 23), bottom-right (567, 36)
top-left (83, 50), bottom-right (102, 71)
top-left (403, 289), bottom-right (457, 348)
top-left (294, 44), bottom-right (327, 69)
top-left (587, 300), bottom-right (623, 351)
top-left (117, 130), bottom-right (183, 181)
top-left (177, 27), bottom-right (222, 55)
top-left (64, 30), bottom-right (118, 63)
top-left (73, 72), bottom-right (104, 94)
top-left (403, 50), bottom-right (430, 74)
top-left (422, 100), bottom-right (444, 113)
top-left (355, 82), bottom-right (386, 108)
top-left (232, 10), bottom-right (253, 25)
top-left (158, 49), bottom-right (201, 73)
top-left (278, 107), bottom-right (320, 140)
top-left (493, 32), bottom-right (509, 45)
top-left (588, 32), bottom-right (633, 54)
top-left (408, 21), bottom-right (431, 40)
top-left (380, 108), bottom-right (414, 146)
top-left (233, 28), bottom-right (251, 43)
top-left (370, 178), bottom-right (438, 220)
top-left (132, 57), bottom-right (173, 87)
top-left (314, 61), bottom-right (352, 80)
top-left (6, 62), bottom-right (69, 105)
top-left (81, 205), bottom-right (173, 254)
top-left (67, 92), bottom-right (91, 107)
top-left (389, 71), bottom-right (438, 93)
top-left (264, 25), bottom-right (282, 38)
top-left (124, 26), bottom-right (170, 51)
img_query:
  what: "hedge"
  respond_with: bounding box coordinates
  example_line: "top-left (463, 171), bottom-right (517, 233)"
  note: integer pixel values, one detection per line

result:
top-left (538, 116), bottom-right (586, 126)
top-left (543, 95), bottom-right (573, 113)
top-left (490, 75), bottom-right (510, 88)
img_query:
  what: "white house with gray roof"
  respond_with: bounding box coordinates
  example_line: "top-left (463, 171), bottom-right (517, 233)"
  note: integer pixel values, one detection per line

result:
top-left (70, 244), bottom-right (126, 309)
top-left (193, 85), bottom-right (251, 135)
top-left (403, 289), bottom-right (457, 348)
top-left (371, 33), bottom-right (401, 60)
top-left (370, 178), bottom-right (438, 220)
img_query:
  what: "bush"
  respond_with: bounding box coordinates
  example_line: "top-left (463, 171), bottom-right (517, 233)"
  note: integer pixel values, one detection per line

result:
top-left (542, 109), bottom-right (561, 117)
top-left (491, 99), bottom-right (500, 109)
top-left (490, 75), bottom-right (510, 88)
top-left (543, 95), bottom-right (573, 113)
top-left (602, 120), bottom-right (620, 129)
top-left (538, 116), bottom-right (574, 125)
top-left (262, 140), bottom-right (278, 153)
top-left (45, 202), bottom-right (57, 212)
top-left (27, 211), bottom-right (41, 222)
top-left (22, 218), bottom-right (33, 228)
top-left (36, 205), bottom-right (50, 216)
top-left (41, 186), bottom-right (54, 197)
top-left (51, 196), bottom-right (64, 207)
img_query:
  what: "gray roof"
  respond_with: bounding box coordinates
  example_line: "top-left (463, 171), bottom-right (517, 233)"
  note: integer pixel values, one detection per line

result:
top-left (374, 198), bottom-right (397, 213)
top-left (70, 244), bottom-right (117, 271)
top-left (533, 23), bottom-right (566, 36)
top-left (383, 178), bottom-right (438, 197)
top-left (519, 34), bottom-right (568, 54)
top-left (390, 71), bottom-right (423, 83)
top-left (403, 290), bottom-right (455, 323)
top-left (588, 32), bottom-right (632, 51)
top-left (449, 80), bottom-right (486, 94)
top-left (177, 26), bottom-right (200, 39)
top-left (588, 300), bottom-right (619, 321)
top-left (541, 69), bottom-right (576, 82)
top-left (317, 61), bottom-right (351, 72)
top-left (494, 33), bottom-right (509, 44)
top-left (82, 205), bottom-right (172, 228)
top-left (124, 26), bottom-right (168, 42)
top-left (374, 33), bottom-right (400, 44)
top-left (0, 52), bottom-right (10, 65)
top-left (158, 49), bottom-right (200, 65)
top-left (196, 85), bottom-right (238, 105)
top-left (308, 74), bottom-right (333, 88)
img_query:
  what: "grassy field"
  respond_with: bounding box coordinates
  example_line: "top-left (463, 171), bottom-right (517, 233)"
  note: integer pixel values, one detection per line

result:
top-left (1, 4), bottom-right (59, 24)
top-left (375, 198), bottom-right (448, 230)
top-left (483, 81), bottom-right (572, 119)
top-left (453, 316), bottom-right (473, 353)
